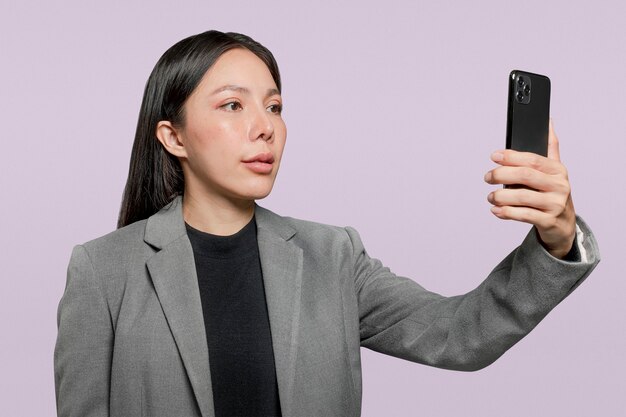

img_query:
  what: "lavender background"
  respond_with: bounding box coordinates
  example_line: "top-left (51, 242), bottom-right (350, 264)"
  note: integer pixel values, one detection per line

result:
top-left (1, 1), bottom-right (624, 415)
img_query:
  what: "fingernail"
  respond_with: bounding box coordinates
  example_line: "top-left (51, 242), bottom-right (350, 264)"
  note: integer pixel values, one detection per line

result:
top-left (487, 192), bottom-right (494, 203)
top-left (484, 172), bottom-right (492, 182)
top-left (490, 206), bottom-right (502, 214)
top-left (491, 152), bottom-right (504, 162)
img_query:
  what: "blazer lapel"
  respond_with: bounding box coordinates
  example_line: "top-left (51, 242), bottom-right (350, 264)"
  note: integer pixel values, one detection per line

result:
top-left (143, 196), bottom-right (303, 417)
top-left (144, 197), bottom-right (214, 417)
top-left (255, 204), bottom-right (303, 417)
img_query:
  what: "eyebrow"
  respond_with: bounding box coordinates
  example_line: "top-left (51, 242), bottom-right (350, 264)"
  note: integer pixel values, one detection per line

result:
top-left (211, 84), bottom-right (280, 97)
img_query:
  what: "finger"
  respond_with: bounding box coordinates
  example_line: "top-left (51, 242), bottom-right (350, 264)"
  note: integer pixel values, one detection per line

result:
top-left (490, 205), bottom-right (554, 228)
top-left (547, 118), bottom-right (561, 162)
top-left (485, 166), bottom-right (559, 191)
top-left (487, 188), bottom-right (553, 211)
top-left (490, 149), bottom-right (564, 175)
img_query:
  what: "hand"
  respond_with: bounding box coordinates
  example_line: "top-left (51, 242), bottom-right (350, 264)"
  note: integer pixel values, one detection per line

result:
top-left (484, 120), bottom-right (576, 259)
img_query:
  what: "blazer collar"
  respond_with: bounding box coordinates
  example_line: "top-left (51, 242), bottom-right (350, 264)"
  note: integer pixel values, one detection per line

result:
top-left (144, 195), bottom-right (297, 249)
top-left (142, 195), bottom-right (303, 417)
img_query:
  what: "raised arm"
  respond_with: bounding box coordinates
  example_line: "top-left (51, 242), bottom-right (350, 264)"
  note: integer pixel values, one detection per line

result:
top-left (348, 216), bottom-right (599, 371)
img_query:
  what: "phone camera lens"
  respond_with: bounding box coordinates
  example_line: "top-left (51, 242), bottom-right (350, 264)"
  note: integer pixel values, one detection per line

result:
top-left (516, 91), bottom-right (524, 101)
top-left (517, 77), bottom-right (525, 87)
top-left (524, 85), bottom-right (531, 95)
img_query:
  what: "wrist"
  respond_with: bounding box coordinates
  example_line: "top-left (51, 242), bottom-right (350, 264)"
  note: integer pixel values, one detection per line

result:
top-left (541, 231), bottom-right (576, 260)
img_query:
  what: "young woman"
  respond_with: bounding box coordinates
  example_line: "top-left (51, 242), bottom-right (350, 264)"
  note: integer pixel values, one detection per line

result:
top-left (54, 30), bottom-right (600, 417)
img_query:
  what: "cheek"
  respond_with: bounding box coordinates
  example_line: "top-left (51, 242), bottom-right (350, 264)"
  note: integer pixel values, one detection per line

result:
top-left (187, 123), bottom-right (238, 161)
top-left (275, 121), bottom-right (288, 156)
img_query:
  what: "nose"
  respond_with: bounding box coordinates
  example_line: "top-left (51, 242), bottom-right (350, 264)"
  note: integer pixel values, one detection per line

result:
top-left (249, 104), bottom-right (274, 142)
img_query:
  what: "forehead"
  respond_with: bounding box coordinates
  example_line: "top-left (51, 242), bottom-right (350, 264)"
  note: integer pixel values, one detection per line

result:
top-left (198, 48), bottom-right (276, 91)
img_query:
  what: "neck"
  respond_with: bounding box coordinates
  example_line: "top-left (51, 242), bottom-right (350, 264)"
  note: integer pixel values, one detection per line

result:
top-left (182, 190), bottom-right (255, 236)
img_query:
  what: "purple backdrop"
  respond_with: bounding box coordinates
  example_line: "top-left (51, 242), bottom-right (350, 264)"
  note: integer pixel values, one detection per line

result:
top-left (1, 1), bottom-right (624, 415)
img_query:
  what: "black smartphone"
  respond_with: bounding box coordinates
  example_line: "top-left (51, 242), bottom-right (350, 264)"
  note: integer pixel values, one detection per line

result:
top-left (506, 69), bottom-right (551, 156)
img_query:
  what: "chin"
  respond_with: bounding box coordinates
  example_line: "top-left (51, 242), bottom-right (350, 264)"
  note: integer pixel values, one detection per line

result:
top-left (250, 187), bottom-right (273, 200)
top-left (244, 176), bottom-right (276, 198)
top-left (232, 185), bottom-right (274, 202)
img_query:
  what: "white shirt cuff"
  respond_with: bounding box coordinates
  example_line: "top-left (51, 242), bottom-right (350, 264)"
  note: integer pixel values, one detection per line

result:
top-left (575, 222), bottom-right (588, 263)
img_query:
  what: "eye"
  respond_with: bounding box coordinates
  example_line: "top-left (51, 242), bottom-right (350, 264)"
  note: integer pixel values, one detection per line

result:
top-left (267, 103), bottom-right (283, 114)
top-left (221, 101), bottom-right (243, 111)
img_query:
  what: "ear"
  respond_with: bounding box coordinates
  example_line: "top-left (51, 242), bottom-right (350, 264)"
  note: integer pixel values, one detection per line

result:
top-left (156, 121), bottom-right (188, 159)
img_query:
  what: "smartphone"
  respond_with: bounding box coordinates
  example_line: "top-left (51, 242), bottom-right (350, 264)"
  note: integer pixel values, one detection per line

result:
top-left (506, 70), bottom-right (551, 156)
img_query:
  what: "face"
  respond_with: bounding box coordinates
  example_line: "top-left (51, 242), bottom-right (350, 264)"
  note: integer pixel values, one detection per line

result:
top-left (166, 48), bottom-right (286, 205)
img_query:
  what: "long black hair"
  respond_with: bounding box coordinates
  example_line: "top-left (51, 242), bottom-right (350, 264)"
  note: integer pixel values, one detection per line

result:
top-left (117, 30), bottom-right (281, 228)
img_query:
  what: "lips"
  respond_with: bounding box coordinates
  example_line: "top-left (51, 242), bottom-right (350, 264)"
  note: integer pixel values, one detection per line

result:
top-left (242, 152), bottom-right (275, 164)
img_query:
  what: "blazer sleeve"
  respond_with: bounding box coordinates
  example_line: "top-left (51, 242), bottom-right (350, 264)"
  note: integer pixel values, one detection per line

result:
top-left (347, 215), bottom-right (601, 371)
top-left (54, 244), bottom-right (113, 416)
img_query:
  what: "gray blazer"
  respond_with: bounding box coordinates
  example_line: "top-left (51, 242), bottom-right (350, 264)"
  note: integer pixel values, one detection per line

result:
top-left (54, 196), bottom-right (600, 417)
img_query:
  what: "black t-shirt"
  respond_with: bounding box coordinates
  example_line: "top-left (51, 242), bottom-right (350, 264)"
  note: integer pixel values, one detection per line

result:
top-left (186, 215), bottom-right (282, 417)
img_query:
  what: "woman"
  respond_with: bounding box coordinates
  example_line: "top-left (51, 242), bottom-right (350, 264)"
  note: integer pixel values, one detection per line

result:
top-left (54, 30), bottom-right (600, 417)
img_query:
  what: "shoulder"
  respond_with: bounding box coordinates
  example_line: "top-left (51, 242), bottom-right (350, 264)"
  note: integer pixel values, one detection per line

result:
top-left (256, 205), bottom-right (363, 258)
top-left (286, 214), bottom-right (348, 239)
top-left (72, 219), bottom-right (155, 277)
top-left (80, 219), bottom-right (149, 254)
top-left (65, 219), bottom-right (157, 311)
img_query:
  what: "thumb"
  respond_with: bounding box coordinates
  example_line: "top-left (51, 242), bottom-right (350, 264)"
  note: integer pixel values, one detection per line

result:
top-left (547, 118), bottom-right (561, 161)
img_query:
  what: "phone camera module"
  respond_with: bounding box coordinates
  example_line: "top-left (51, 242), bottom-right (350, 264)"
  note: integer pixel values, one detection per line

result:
top-left (514, 73), bottom-right (531, 104)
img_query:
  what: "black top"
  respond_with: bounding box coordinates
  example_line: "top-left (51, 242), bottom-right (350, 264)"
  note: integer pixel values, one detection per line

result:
top-left (186, 215), bottom-right (282, 417)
